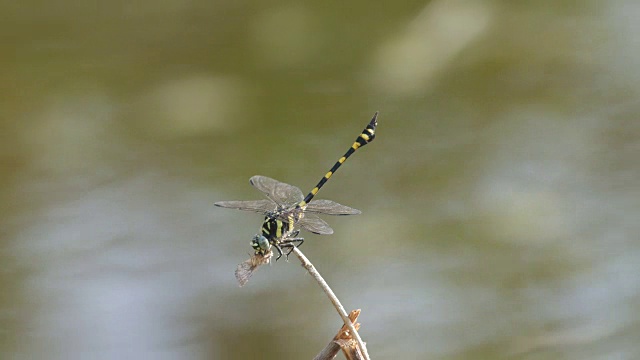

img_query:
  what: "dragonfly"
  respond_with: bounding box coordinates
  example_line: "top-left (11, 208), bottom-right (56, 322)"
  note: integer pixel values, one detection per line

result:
top-left (215, 112), bottom-right (379, 261)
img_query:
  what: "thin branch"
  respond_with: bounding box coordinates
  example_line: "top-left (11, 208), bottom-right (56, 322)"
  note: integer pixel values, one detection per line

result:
top-left (314, 310), bottom-right (363, 360)
top-left (313, 339), bottom-right (341, 360)
top-left (291, 247), bottom-right (371, 360)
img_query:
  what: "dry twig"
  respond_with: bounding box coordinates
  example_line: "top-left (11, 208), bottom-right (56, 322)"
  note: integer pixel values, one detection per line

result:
top-left (291, 247), bottom-right (370, 360)
top-left (235, 249), bottom-right (371, 359)
top-left (314, 310), bottom-right (363, 360)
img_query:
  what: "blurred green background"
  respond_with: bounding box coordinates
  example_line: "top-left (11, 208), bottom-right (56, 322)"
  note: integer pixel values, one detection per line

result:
top-left (2, 1), bottom-right (639, 359)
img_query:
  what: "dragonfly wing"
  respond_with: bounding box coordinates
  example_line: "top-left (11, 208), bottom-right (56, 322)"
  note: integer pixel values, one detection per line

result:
top-left (249, 175), bottom-right (304, 207)
top-left (297, 213), bottom-right (334, 235)
top-left (214, 199), bottom-right (276, 214)
top-left (305, 199), bottom-right (362, 215)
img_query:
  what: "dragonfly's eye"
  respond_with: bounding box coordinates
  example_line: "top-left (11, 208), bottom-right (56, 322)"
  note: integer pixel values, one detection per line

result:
top-left (251, 235), bottom-right (270, 253)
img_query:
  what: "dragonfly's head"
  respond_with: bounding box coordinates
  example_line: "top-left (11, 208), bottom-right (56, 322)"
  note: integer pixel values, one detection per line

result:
top-left (251, 234), bottom-right (270, 254)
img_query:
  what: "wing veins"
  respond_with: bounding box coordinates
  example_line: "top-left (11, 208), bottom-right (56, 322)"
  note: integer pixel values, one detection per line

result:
top-left (305, 199), bottom-right (361, 215)
top-left (249, 175), bottom-right (304, 207)
top-left (297, 213), bottom-right (334, 235)
top-left (214, 199), bottom-right (276, 214)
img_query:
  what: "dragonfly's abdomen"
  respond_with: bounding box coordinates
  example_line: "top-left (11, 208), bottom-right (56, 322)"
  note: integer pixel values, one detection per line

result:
top-left (297, 112), bottom-right (378, 208)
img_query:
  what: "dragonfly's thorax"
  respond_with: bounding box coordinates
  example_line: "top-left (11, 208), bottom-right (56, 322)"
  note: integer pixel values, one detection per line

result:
top-left (260, 215), bottom-right (294, 241)
top-left (250, 214), bottom-right (296, 255)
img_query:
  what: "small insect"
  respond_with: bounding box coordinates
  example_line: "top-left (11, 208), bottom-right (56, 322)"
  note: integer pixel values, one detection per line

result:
top-left (215, 112), bottom-right (379, 263)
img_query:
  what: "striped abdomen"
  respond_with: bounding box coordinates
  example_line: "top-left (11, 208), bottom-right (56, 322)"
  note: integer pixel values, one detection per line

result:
top-left (297, 112), bottom-right (378, 208)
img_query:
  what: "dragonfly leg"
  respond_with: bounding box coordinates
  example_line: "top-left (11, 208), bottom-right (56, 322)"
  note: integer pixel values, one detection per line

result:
top-left (273, 243), bottom-right (284, 262)
top-left (285, 238), bottom-right (304, 248)
top-left (281, 238), bottom-right (304, 260)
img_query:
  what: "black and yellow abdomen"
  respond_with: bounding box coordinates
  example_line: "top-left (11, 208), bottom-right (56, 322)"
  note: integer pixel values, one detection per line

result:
top-left (297, 112), bottom-right (378, 208)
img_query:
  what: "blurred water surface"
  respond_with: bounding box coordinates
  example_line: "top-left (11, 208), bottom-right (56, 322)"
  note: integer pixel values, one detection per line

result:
top-left (2, 1), bottom-right (639, 359)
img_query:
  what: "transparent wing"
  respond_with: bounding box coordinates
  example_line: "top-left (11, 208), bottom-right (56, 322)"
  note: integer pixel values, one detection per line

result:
top-left (249, 175), bottom-right (304, 207)
top-left (297, 213), bottom-right (334, 235)
top-left (214, 199), bottom-right (276, 214)
top-left (306, 199), bottom-right (361, 215)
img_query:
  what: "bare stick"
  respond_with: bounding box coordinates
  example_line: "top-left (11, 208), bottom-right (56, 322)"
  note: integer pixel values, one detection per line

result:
top-left (314, 310), bottom-right (363, 360)
top-left (291, 247), bottom-right (371, 360)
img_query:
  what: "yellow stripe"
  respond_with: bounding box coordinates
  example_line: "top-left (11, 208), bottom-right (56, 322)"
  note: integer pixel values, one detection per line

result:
top-left (298, 200), bottom-right (307, 207)
top-left (361, 134), bottom-right (370, 141)
top-left (352, 142), bottom-right (361, 150)
top-left (311, 187), bottom-right (319, 195)
top-left (276, 220), bottom-right (282, 237)
top-left (325, 171), bottom-right (333, 179)
top-left (339, 156), bottom-right (346, 163)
